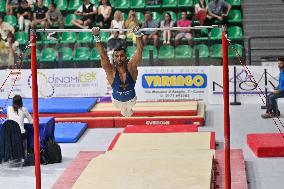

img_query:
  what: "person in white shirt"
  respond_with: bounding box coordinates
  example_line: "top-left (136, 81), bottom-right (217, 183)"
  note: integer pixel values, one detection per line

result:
top-left (110, 10), bottom-right (125, 39)
top-left (7, 95), bottom-right (33, 158)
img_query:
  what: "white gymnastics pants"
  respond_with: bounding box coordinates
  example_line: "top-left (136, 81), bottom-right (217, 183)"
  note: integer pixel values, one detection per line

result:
top-left (112, 96), bottom-right (137, 117)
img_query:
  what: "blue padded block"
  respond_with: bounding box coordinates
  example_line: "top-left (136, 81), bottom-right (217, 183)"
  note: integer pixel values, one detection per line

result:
top-left (55, 122), bottom-right (87, 143)
top-left (0, 97), bottom-right (97, 113)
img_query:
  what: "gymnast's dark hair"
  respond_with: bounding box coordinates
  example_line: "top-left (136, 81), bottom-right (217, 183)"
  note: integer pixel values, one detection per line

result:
top-left (114, 46), bottom-right (126, 53)
top-left (278, 56), bottom-right (284, 62)
top-left (12, 95), bottom-right (23, 114)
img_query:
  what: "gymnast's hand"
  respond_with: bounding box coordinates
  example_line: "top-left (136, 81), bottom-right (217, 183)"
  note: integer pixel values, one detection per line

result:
top-left (92, 27), bottom-right (100, 36)
top-left (132, 26), bottom-right (143, 37)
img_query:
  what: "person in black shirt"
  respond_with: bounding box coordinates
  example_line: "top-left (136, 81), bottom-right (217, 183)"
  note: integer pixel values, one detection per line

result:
top-left (107, 30), bottom-right (126, 63)
top-left (30, 0), bottom-right (48, 29)
top-left (72, 0), bottom-right (97, 29)
top-left (17, 0), bottom-right (32, 33)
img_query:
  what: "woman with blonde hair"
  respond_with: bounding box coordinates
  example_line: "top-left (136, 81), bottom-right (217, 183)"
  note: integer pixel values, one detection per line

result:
top-left (110, 10), bottom-right (125, 39)
top-left (124, 10), bottom-right (139, 44)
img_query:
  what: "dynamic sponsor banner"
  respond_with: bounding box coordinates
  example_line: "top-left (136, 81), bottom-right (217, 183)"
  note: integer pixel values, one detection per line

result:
top-left (0, 68), bottom-right (108, 99)
top-left (208, 65), bottom-right (279, 104)
top-left (136, 67), bottom-right (209, 101)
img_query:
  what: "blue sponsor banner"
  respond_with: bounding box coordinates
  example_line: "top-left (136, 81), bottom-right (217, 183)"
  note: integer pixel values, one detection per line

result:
top-left (142, 73), bottom-right (207, 88)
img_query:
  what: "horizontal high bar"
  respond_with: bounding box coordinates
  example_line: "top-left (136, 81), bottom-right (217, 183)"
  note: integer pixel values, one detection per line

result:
top-left (36, 25), bottom-right (219, 33)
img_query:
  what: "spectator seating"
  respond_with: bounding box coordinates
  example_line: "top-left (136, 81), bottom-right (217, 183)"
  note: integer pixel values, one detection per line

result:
top-left (142, 45), bottom-right (158, 60)
top-left (193, 44), bottom-right (209, 58)
top-left (90, 48), bottom-right (100, 61)
top-left (55, 0), bottom-right (68, 11)
top-left (15, 31), bottom-right (29, 45)
top-left (74, 47), bottom-right (90, 61)
top-left (178, 0), bottom-right (193, 8)
top-left (0, 0), bottom-right (6, 13)
top-left (68, 0), bottom-right (82, 11)
top-left (59, 47), bottom-right (73, 61)
top-left (175, 45), bottom-right (193, 59)
top-left (158, 45), bottom-right (175, 59)
top-left (115, 0), bottom-right (130, 10)
top-left (162, 0), bottom-right (177, 8)
top-left (131, 0), bottom-right (145, 9)
top-left (40, 48), bottom-right (58, 62)
top-left (4, 15), bottom-right (17, 28)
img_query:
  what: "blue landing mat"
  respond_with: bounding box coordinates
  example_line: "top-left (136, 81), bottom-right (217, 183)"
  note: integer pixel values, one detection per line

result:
top-left (0, 98), bottom-right (97, 113)
top-left (55, 122), bottom-right (87, 143)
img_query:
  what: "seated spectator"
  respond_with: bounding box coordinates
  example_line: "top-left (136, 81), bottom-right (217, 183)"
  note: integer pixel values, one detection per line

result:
top-left (107, 30), bottom-right (126, 63)
top-left (124, 10), bottom-right (139, 44)
top-left (17, 0), bottom-right (32, 33)
top-left (47, 2), bottom-right (63, 29)
top-left (72, 0), bottom-right (97, 29)
top-left (5, 32), bottom-right (19, 69)
top-left (207, 0), bottom-right (231, 26)
top-left (6, 0), bottom-right (20, 15)
top-left (175, 11), bottom-right (192, 46)
top-left (142, 11), bottom-right (159, 47)
top-left (30, 0), bottom-right (48, 29)
top-left (194, 0), bottom-right (209, 26)
top-left (110, 10), bottom-right (125, 39)
top-left (160, 12), bottom-right (174, 45)
top-left (97, 0), bottom-right (112, 28)
top-left (0, 15), bottom-right (15, 41)
top-left (27, 0), bottom-right (36, 8)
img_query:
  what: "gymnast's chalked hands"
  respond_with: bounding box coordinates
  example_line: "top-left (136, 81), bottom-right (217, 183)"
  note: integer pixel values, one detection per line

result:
top-left (132, 26), bottom-right (143, 37)
top-left (92, 27), bottom-right (100, 36)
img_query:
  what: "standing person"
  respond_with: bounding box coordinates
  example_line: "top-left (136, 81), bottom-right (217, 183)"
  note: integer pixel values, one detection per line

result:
top-left (17, 0), bottom-right (32, 33)
top-left (97, 0), bottom-right (112, 28)
top-left (92, 26), bottom-right (143, 117)
top-left (110, 10), bottom-right (125, 39)
top-left (30, 0), bottom-right (49, 29)
top-left (7, 95), bottom-right (33, 158)
top-left (124, 10), bottom-right (139, 44)
top-left (141, 11), bottom-right (159, 47)
top-left (194, 0), bottom-right (209, 26)
top-left (207, 0), bottom-right (231, 26)
top-left (262, 57), bottom-right (284, 118)
top-left (72, 0), bottom-right (97, 29)
top-left (160, 12), bottom-right (174, 45)
top-left (5, 32), bottom-right (19, 69)
top-left (0, 15), bottom-right (15, 41)
top-left (175, 11), bottom-right (192, 46)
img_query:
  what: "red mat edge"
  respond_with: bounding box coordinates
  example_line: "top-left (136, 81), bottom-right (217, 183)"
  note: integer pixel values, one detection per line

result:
top-left (123, 124), bottom-right (199, 133)
top-left (107, 133), bottom-right (122, 151)
top-left (210, 132), bottom-right (216, 149)
top-left (51, 151), bottom-right (105, 189)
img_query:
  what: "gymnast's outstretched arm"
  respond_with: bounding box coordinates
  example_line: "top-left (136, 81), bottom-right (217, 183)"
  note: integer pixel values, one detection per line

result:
top-left (92, 27), bottom-right (115, 84)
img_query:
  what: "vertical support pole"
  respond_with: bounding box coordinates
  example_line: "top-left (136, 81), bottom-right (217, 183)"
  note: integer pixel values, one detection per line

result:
top-left (222, 25), bottom-right (231, 189)
top-left (30, 29), bottom-right (41, 189)
top-left (230, 66), bottom-right (241, 105)
top-left (261, 69), bottom-right (268, 109)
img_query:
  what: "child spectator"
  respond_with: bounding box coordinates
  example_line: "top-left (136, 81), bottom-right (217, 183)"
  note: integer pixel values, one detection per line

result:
top-left (160, 12), bottom-right (174, 45)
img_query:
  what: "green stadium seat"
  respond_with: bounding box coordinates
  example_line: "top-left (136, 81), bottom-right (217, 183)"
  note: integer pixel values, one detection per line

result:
top-left (210, 44), bottom-right (222, 58)
top-left (43, 0), bottom-right (51, 7)
top-left (0, 0), bottom-right (6, 13)
top-left (228, 10), bottom-right (242, 24)
top-left (54, 0), bottom-right (67, 11)
top-left (100, 32), bottom-right (109, 43)
top-left (90, 0), bottom-right (99, 4)
top-left (175, 45), bottom-right (192, 59)
top-left (126, 46), bottom-right (136, 59)
top-left (15, 32), bottom-right (28, 45)
top-left (42, 32), bottom-right (60, 44)
top-left (162, 11), bottom-right (176, 23)
top-left (109, 0), bottom-right (114, 6)
top-left (210, 28), bottom-right (222, 40)
top-left (77, 32), bottom-right (93, 43)
top-left (115, 0), bottom-right (130, 9)
top-left (162, 0), bottom-right (177, 8)
top-left (229, 44), bottom-right (243, 58)
top-left (193, 28), bottom-right (209, 41)
top-left (226, 0), bottom-right (241, 7)
top-left (61, 32), bottom-right (77, 43)
top-left (122, 12), bottom-right (128, 20)
top-left (65, 14), bottom-right (79, 28)
top-left (23, 48), bottom-right (41, 62)
top-left (178, 0), bottom-right (193, 8)
top-left (90, 48), bottom-right (100, 61)
top-left (142, 45), bottom-right (158, 60)
top-left (74, 47), bottom-right (90, 61)
top-left (68, 0), bottom-right (82, 11)
top-left (159, 45), bottom-right (174, 59)
top-left (4, 15), bottom-right (17, 28)
top-left (152, 12), bottom-right (161, 24)
top-left (145, 1), bottom-right (161, 9)
top-left (193, 44), bottom-right (209, 58)
top-left (228, 26), bottom-right (243, 40)
top-left (136, 12), bottom-right (144, 25)
top-left (40, 48), bottom-right (58, 62)
top-left (131, 0), bottom-right (145, 9)
top-left (59, 47), bottom-right (73, 61)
